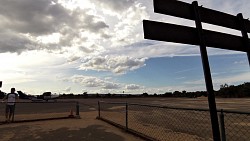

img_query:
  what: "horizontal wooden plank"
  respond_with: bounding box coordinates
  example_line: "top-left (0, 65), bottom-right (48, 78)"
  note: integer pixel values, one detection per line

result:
top-left (154, 0), bottom-right (250, 33)
top-left (143, 20), bottom-right (249, 52)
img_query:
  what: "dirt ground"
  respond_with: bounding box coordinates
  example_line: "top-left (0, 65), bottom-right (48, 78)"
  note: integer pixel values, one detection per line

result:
top-left (0, 97), bottom-right (249, 141)
top-left (0, 111), bottom-right (143, 141)
top-left (71, 97), bottom-right (250, 113)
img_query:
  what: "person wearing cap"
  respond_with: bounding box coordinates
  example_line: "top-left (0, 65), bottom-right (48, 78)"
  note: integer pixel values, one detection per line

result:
top-left (2, 88), bottom-right (19, 122)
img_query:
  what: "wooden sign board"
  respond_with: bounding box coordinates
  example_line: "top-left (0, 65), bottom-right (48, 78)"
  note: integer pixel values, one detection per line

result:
top-left (143, 20), bottom-right (249, 52)
top-left (154, 0), bottom-right (250, 32)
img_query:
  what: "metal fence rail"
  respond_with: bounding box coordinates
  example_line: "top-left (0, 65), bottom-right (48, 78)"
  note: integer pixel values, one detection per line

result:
top-left (0, 101), bottom-right (79, 124)
top-left (97, 101), bottom-right (250, 141)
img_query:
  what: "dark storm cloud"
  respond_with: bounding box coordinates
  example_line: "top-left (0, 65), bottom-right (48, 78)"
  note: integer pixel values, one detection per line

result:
top-left (0, 32), bottom-right (35, 53)
top-left (0, 0), bottom-right (110, 53)
top-left (0, 0), bottom-right (69, 35)
top-left (0, 0), bottom-right (109, 35)
top-left (83, 14), bottom-right (109, 33)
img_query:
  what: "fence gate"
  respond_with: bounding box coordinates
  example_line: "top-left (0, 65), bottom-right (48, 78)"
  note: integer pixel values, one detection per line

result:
top-left (143, 0), bottom-right (250, 141)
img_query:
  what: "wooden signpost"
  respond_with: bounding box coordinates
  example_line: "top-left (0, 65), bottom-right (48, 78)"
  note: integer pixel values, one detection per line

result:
top-left (143, 0), bottom-right (250, 141)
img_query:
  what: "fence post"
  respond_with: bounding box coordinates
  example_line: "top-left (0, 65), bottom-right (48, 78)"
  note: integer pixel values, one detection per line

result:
top-left (98, 101), bottom-right (101, 118)
top-left (220, 109), bottom-right (226, 141)
top-left (75, 101), bottom-right (80, 118)
top-left (126, 102), bottom-right (128, 131)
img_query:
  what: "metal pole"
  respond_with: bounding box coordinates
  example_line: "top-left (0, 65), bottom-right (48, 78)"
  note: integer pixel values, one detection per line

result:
top-left (237, 13), bottom-right (250, 66)
top-left (126, 103), bottom-right (128, 131)
top-left (98, 101), bottom-right (100, 118)
top-left (220, 109), bottom-right (226, 141)
top-left (76, 101), bottom-right (80, 118)
top-left (192, 1), bottom-right (221, 141)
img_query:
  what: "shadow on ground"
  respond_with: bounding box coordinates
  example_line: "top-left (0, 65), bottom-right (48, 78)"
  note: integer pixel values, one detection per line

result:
top-left (0, 124), bottom-right (125, 141)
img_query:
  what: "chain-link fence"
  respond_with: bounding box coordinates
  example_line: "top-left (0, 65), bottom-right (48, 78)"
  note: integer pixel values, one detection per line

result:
top-left (0, 101), bottom-right (79, 124)
top-left (97, 101), bottom-right (127, 128)
top-left (220, 110), bottom-right (250, 141)
top-left (97, 101), bottom-right (250, 141)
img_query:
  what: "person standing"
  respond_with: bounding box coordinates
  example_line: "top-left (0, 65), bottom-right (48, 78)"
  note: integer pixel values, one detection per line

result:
top-left (2, 88), bottom-right (19, 122)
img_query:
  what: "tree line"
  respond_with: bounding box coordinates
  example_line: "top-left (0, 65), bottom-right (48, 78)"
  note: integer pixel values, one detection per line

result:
top-left (59, 82), bottom-right (250, 98)
top-left (215, 82), bottom-right (250, 98)
top-left (0, 82), bottom-right (249, 99)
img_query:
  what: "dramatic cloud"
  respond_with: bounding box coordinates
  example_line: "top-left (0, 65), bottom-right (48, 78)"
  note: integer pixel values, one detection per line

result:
top-left (126, 84), bottom-right (141, 90)
top-left (0, 32), bottom-right (36, 54)
top-left (0, 0), bottom-right (69, 35)
top-left (111, 3), bottom-right (149, 47)
top-left (71, 75), bottom-right (104, 87)
top-left (0, 0), bottom-right (148, 55)
top-left (69, 75), bottom-right (122, 89)
top-left (0, 0), bottom-right (109, 35)
top-left (66, 75), bottom-right (146, 92)
top-left (79, 56), bottom-right (147, 74)
top-left (0, 0), bottom-right (110, 53)
top-left (102, 82), bottom-right (121, 89)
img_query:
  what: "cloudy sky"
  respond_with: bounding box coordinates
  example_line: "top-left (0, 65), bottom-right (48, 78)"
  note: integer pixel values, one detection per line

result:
top-left (0, 0), bottom-right (249, 95)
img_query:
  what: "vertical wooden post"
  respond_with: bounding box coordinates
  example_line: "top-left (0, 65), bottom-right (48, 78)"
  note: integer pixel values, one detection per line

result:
top-left (237, 13), bottom-right (250, 66)
top-left (192, 1), bottom-right (221, 141)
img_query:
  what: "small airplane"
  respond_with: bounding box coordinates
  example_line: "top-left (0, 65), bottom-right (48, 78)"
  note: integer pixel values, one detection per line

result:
top-left (17, 91), bottom-right (37, 100)
top-left (16, 91), bottom-right (59, 102)
top-left (42, 92), bottom-right (59, 101)
top-left (31, 92), bottom-right (59, 102)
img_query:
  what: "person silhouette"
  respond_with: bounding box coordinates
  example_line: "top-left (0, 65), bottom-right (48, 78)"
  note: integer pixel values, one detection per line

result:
top-left (2, 88), bottom-right (19, 122)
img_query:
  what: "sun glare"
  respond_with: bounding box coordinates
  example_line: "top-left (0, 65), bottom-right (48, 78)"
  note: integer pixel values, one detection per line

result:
top-left (57, 0), bottom-right (95, 10)
top-left (36, 33), bottom-right (61, 44)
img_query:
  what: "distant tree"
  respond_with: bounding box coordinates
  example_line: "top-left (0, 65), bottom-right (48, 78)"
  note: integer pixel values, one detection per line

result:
top-left (67, 94), bottom-right (72, 98)
top-left (182, 90), bottom-right (187, 97)
top-left (220, 83), bottom-right (229, 89)
top-left (153, 93), bottom-right (158, 97)
top-left (202, 91), bottom-right (208, 97)
top-left (83, 92), bottom-right (88, 98)
top-left (186, 92), bottom-right (197, 98)
top-left (0, 90), bottom-right (6, 99)
top-left (163, 92), bottom-right (172, 97)
top-left (106, 93), bottom-right (111, 97)
top-left (173, 91), bottom-right (182, 97)
top-left (96, 93), bottom-right (100, 98)
top-left (240, 82), bottom-right (250, 97)
top-left (216, 83), bottom-right (250, 98)
top-left (127, 94), bottom-right (133, 98)
top-left (141, 92), bottom-right (148, 97)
